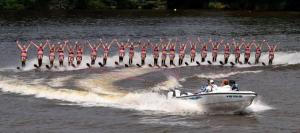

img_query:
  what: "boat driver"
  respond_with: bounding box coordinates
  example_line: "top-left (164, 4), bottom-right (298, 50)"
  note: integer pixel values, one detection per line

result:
top-left (205, 80), bottom-right (218, 92)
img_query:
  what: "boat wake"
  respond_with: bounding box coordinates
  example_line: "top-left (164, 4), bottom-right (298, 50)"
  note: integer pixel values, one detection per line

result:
top-left (0, 60), bottom-right (273, 115)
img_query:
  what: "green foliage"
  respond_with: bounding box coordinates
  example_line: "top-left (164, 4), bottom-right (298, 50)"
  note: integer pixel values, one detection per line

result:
top-left (208, 2), bottom-right (226, 9)
top-left (0, 0), bottom-right (25, 10)
top-left (0, 0), bottom-right (299, 11)
top-left (87, 0), bottom-right (107, 9)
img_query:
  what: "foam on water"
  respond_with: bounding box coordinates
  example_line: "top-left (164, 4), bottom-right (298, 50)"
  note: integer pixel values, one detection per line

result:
top-left (180, 70), bottom-right (263, 81)
top-left (195, 70), bottom-right (262, 79)
top-left (246, 97), bottom-right (273, 112)
top-left (151, 76), bottom-right (182, 91)
top-left (0, 58), bottom-right (273, 115)
top-left (0, 78), bottom-right (203, 114)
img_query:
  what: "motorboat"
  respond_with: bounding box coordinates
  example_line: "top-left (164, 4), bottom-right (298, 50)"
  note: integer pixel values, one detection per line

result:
top-left (167, 80), bottom-right (257, 113)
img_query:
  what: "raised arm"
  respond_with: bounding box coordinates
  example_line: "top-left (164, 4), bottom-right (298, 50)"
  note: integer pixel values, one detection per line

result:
top-left (66, 43), bottom-right (70, 50)
top-left (16, 40), bottom-right (22, 50)
top-left (197, 37), bottom-right (202, 44)
top-left (109, 39), bottom-right (115, 45)
top-left (115, 39), bottom-right (121, 47)
top-left (96, 43), bottom-right (101, 49)
top-left (217, 42), bottom-right (221, 48)
top-left (63, 40), bottom-right (68, 50)
top-left (48, 43), bottom-right (53, 49)
top-left (87, 41), bottom-right (93, 49)
top-left (30, 41), bottom-right (38, 48)
top-left (26, 43), bottom-right (31, 50)
top-left (274, 45), bottom-right (278, 51)
top-left (43, 40), bottom-right (49, 48)
top-left (267, 43), bottom-right (271, 49)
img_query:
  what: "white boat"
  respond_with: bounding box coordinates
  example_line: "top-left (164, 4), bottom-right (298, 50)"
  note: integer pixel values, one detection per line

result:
top-left (167, 81), bottom-right (257, 113)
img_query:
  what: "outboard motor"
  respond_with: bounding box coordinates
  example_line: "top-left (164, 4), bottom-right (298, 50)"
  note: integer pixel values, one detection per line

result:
top-left (167, 91), bottom-right (174, 99)
top-left (174, 90), bottom-right (181, 97)
top-left (167, 89), bottom-right (181, 99)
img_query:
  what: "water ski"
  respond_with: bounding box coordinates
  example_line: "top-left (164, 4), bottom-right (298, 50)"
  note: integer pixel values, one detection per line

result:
top-left (262, 62), bottom-right (266, 66)
top-left (125, 64), bottom-right (129, 67)
top-left (136, 64), bottom-right (142, 67)
top-left (71, 64), bottom-right (76, 68)
top-left (148, 64), bottom-right (153, 67)
top-left (16, 67), bottom-right (21, 70)
top-left (115, 61), bottom-right (119, 66)
top-left (163, 64), bottom-right (168, 68)
top-left (238, 61), bottom-right (243, 65)
top-left (185, 62), bottom-right (189, 66)
top-left (196, 61), bottom-right (200, 66)
top-left (230, 62), bottom-right (235, 66)
top-left (46, 65), bottom-right (51, 70)
top-left (207, 61), bottom-right (212, 65)
top-left (247, 62), bottom-right (252, 65)
top-left (219, 61), bottom-right (224, 65)
top-left (86, 63), bottom-right (91, 68)
top-left (34, 64), bottom-right (39, 69)
top-left (98, 62), bottom-right (104, 67)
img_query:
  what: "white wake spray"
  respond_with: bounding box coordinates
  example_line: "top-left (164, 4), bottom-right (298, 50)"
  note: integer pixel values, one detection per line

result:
top-left (151, 76), bottom-right (182, 91)
top-left (180, 70), bottom-right (263, 82)
top-left (0, 77), bottom-right (204, 114)
top-left (246, 97), bottom-right (273, 112)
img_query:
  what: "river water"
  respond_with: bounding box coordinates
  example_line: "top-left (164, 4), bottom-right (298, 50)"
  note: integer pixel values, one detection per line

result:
top-left (0, 11), bottom-right (299, 132)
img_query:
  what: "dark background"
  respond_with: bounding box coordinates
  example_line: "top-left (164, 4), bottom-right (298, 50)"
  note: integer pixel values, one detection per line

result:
top-left (0, 0), bottom-right (299, 11)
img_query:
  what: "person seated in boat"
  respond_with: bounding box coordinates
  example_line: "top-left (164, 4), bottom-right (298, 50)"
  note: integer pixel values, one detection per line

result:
top-left (229, 80), bottom-right (239, 91)
top-left (218, 79), bottom-right (232, 92)
top-left (205, 79), bottom-right (218, 92)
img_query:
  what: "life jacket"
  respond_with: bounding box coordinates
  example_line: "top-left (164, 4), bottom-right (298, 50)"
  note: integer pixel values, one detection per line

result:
top-left (91, 47), bottom-right (97, 56)
top-left (256, 47), bottom-right (261, 54)
top-left (201, 46), bottom-right (207, 54)
top-left (179, 47), bottom-right (185, 54)
top-left (104, 47), bottom-right (109, 53)
top-left (224, 47), bottom-right (230, 54)
top-left (129, 46), bottom-right (134, 54)
top-left (245, 46), bottom-right (251, 54)
top-left (153, 47), bottom-right (159, 54)
top-left (58, 48), bottom-right (64, 56)
top-left (69, 49), bottom-right (74, 58)
top-left (235, 47), bottom-right (240, 54)
top-left (37, 46), bottom-right (43, 55)
top-left (162, 47), bottom-right (167, 55)
top-left (21, 48), bottom-right (27, 57)
top-left (269, 48), bottom-right (275, 56)
top-left (169, 47), bottom-right (175, 56)
top-left (213, 46), bottom-right (218, 53)
top-left (141, 47), bottom-right (147, 54)
top-left (190, 46), bottom-right (196, 54)
top-left (120, 45), bottom-right (125, 53)
top-left (77, 48), bottom-right (83, 56)
top-left (49, 48), bottom-right (55, 56)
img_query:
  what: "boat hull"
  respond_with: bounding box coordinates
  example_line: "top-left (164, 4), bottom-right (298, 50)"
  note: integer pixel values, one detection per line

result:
top-left (175, 91), bottom-right (257, 113)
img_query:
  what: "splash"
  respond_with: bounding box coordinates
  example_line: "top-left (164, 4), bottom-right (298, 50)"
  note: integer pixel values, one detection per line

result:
top-left (195, 70), bottom-right (262, 79)
top-left (246, 97), bottom-right (273, 112)
top-left (0, 78), bottom-right (203, 114)
top-left (151, 76), bottom-right (182, 91)
top-left (180, 70), bottom-right (262, 81)
top-left (0, 60), bottom-right (271, 115)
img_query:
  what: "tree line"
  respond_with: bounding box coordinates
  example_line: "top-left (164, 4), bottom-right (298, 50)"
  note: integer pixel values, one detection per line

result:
top-left (0, 0), bottom-right (299, 11)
